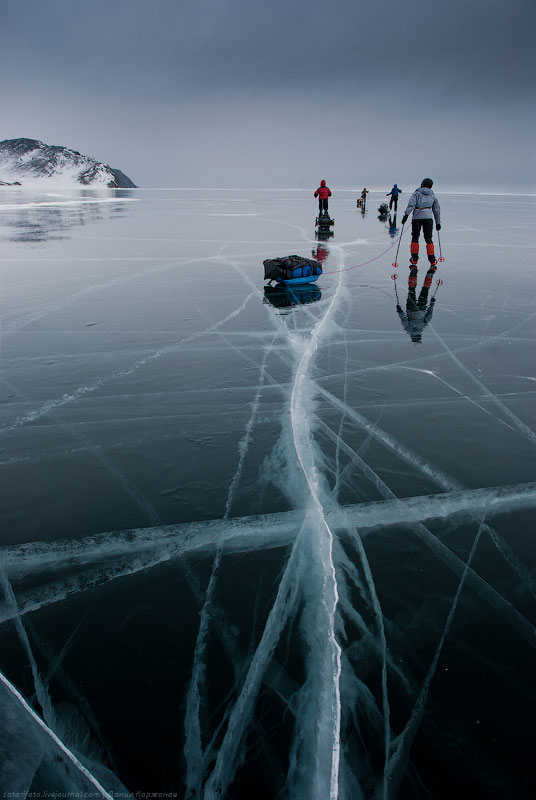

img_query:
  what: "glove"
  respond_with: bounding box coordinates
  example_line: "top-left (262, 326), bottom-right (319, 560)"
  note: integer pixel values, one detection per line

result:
top-left (401, 214), bottom-right (408, 225)
top-left (436, 223), bottom-right (441, 231)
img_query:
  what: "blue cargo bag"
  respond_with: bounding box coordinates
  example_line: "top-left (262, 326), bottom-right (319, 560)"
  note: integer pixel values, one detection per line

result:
top-left (263, 255), bottom-right (323, 284)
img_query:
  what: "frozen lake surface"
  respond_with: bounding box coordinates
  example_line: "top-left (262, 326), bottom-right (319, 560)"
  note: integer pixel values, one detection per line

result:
top-left (0, 187), bottom-right (535, 799)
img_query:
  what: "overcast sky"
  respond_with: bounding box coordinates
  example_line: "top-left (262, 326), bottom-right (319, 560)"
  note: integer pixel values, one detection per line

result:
top-left (1, 0), bottom-right (534, 191)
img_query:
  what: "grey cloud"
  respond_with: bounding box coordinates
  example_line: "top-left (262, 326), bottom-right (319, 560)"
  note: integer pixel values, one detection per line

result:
top-left (1, 0), bottom-right (534, 189)
top-left (2, 0), bottom-right (534, 97)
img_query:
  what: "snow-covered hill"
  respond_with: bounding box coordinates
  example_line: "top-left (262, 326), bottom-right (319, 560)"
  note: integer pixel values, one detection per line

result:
top-left (0, 138), bottom-right (137, 188)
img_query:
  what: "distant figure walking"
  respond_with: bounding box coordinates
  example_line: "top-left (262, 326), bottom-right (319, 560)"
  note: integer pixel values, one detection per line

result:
top-left (402, 178), bottom-right (441, 268)
top-left (314, 180), bottom-right (332, 215)
top-left (386, 184), bottom-right (402, 211)
top-left (360, 187), bottom-right (368, 205)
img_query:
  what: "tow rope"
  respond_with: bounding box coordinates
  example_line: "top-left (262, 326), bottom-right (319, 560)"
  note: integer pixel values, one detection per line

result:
top-left (317, 210), bottom-right (444, 276)
top-left (322, 238), bottom-right (398, 274)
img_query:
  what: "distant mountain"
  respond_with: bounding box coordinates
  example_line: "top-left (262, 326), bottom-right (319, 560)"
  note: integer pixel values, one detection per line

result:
top-left (0, 138), bottom-right (137, 188)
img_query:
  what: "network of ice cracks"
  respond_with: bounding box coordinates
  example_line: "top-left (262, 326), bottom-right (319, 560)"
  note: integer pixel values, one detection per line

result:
top-left (1, 205), bottom-right (536, 800)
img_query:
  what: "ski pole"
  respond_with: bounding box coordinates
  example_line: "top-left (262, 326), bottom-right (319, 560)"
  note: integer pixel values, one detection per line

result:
top-left (391, 272), bottom-right (400, 304)
top-left (392, 224), bottom-right (404, 268)
top-left (432, 277), bottom-right (443, 298)
top-left (437, 230), bottom-right (445, 262)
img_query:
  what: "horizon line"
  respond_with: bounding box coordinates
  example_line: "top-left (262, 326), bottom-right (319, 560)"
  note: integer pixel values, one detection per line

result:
top-left (117, 187), bottom-right (536, 197)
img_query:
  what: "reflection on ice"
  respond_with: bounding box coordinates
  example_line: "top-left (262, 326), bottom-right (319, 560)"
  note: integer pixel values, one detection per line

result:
top-left (263, 284), bottom-right (322, 309)
top-left (395, 273), bottom-right (438, 344)
top-left (1, 190), bottom-right (535, 798)
top-left (0, 189), bottom-right (136, 243)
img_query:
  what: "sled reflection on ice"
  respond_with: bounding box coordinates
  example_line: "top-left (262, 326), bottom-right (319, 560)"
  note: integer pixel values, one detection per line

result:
top-left (315, 227), bottom-right (334, 241)
top-left (263, 283), bottom-right (322, 310)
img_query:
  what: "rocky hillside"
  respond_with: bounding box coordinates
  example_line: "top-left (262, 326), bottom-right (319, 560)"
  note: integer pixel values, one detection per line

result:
top-left (0, 138), bottom-right (137, 188)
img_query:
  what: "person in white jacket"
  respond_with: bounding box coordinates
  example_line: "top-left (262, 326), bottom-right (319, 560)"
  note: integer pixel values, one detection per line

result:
top-left (401, 178), bottom-right (441, 268)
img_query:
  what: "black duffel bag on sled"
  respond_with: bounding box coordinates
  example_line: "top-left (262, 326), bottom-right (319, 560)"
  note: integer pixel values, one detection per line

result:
top-left (263, 254), bottom-right (323, 283)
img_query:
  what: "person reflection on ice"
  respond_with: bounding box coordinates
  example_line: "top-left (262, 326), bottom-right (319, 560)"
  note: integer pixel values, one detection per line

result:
top-left (388, 214), bottom-right (399, 239)
top-left (312, 243), bottom-right (328, 264)
top-left (396, 267), bottom-right (437, 343)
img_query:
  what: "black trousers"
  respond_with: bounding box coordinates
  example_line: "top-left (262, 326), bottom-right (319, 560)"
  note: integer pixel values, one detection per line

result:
top-left (407, 284), bottom-right (432, 310)
top-left (411, 218), bottom-right (433, 243)
top-left (318, 198), bottom-right (328, 213)
top-left (389, 195), bottom-right (398, 210)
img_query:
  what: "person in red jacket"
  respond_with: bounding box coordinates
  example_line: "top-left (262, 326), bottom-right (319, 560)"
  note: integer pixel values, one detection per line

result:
top-left (314, 179), bottom-right (332, 215)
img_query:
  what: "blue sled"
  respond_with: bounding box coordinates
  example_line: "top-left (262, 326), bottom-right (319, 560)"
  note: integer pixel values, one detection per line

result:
top-left (277, 275), bottom-right (320, 286)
